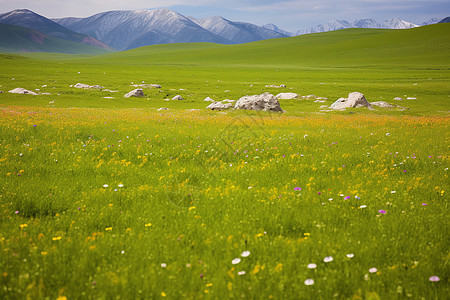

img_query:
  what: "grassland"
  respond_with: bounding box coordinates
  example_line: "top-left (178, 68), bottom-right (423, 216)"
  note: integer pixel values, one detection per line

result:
top-left (0, 24), bottom-right (449, 299)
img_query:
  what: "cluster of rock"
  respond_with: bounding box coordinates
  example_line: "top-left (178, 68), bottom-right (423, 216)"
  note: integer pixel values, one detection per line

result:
top-left (394, 96), bottom-right (417, 100)
top-left (8, 88), bottom-right (38, 95)
top-left (72, 83), bottom-right (104, 89)
top-left (131, 84), bottom-right (161, 89)
top-left (265, 84), bottom-right (287, 88)
top-left (327, 92), bottom-right (408, 111)
top-left (8, 87), bottom-right (52, 95)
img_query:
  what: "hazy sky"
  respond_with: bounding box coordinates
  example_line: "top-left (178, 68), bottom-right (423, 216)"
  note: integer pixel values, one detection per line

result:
top-left (1, 0), bottom-right (449, 31)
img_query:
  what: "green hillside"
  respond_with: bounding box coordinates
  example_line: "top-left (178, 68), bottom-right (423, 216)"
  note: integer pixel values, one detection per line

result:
top-left (93, 23), bottom-right (450, 68)
top-left (0, 23), bottom-right (112, 54)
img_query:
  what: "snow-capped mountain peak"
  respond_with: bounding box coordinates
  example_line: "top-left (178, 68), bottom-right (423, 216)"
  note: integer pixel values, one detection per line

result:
top-left (382, 17), bottom-right (418, 29)
top-left (295, 17), bottom-right (420, 35)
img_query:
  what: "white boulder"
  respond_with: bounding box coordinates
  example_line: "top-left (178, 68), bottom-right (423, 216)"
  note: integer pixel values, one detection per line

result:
top-left (172, 95), bottom-right (184, 100)
top-left (330, 92), bottom-right (372, 110)
top-left (8, 88), bottom-right (37, 95)
top-left (393, 97), bottom-right (403, 101)
top-left (276, 93), bottom-right (299, 100)
top-left (234, 92), bottom-right (283, 112)
top-left (206, 101), bottom-right (233, 111)
top-left (158, 107), bottom-right (169, 111)
top-left (204, 97), bottom-right (214, 102)
top-left (124, 89), bottom-right (145, 98)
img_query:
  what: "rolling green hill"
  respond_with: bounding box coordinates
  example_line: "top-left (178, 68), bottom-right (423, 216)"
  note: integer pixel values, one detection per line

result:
top-left (87, 23), bottom-right (449, 68)
top-left (0, 23), bottom-right (113, 54)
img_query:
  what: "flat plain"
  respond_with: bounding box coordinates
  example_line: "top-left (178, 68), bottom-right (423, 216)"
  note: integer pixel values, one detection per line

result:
top-left (0, 24), bottom-right (449, 299)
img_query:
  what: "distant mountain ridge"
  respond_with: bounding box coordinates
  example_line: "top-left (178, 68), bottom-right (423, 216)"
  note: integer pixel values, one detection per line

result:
top-left (292, 18), bottom-right (427, 36)
top-left (0, 8), bottom-right (446, 53)
top-left (0, 9), bottom-right (111, 50)
top-left (264, 17), bottom-right (441, 36)
top-left (54, 9), bottom-right (286, 50)
top-left (54, 9), bottom-right (232, 50)
top-left (0, 22), bottom-right (111, 54)
top-left (191, 16), bottom-right (287, 44)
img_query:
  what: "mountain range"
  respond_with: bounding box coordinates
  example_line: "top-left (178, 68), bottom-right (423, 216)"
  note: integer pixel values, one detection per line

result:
top-left (0, 9), bottom-right (111, 51)
top-left (0, 8), bottom-right (447, 53)
top-left (54, 10), bottom-right (288, 50)
top-left (267, 17), bottom-right (440, 36)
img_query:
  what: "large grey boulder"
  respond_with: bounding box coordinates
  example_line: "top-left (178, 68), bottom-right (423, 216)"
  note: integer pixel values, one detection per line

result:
top-left (206, 101), bottom-right (233, 111)
top-left (276, 93), bottom-right (299, 100)
top-left (8, 88), bottom-right (37, 95)
top-left (330, 92), bottom-right (372, 110)
top-left (234, 92), bottom-right (283, 112)
top-left (124, 89), bottom-right (145, 98)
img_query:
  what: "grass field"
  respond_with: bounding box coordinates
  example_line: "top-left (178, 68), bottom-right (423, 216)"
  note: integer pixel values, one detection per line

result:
top-left (0, 24), bottom-right (449, 299)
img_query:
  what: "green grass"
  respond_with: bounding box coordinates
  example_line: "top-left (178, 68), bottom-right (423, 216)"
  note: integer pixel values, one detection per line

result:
top-left (0, 25), bottom-right (449, 299)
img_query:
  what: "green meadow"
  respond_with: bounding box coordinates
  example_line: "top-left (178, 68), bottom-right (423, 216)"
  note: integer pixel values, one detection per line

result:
top-left (0, 24), bottom-right (449, 299)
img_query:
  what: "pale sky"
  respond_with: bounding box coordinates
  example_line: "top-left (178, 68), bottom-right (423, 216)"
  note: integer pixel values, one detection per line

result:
top-left (1, 0), bottom-right (449, 31)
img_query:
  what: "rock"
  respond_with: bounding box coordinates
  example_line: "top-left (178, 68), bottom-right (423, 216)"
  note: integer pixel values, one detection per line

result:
top-left (314, 100), bottom-right (326, 103)
top-left (206, 101), bottom-right (233, 111)
top-left (266, 84), bottom-right (286, 89)
top-left (172, 95), bottom-right (183, 100)
top-left (131, 84), bottom-right (161, 89)
top-left (158, 107), bottom-right (169, 111)
top-left (234, 92), bottom-right (283, 112)
top-left (371, 101), bottom-right (394, 108)
top-left (316, 97), bottom-right (328, 100)
top-left (222, 99), bottom-right (236, 103)
top-left (393, 97), bottom-right (403, 101)
top-left (407, 97), bottom-right (417, 100)
top-left (103, 89), bottom-right (118, 93)
top-left (8, 88), bottom-right (37, 95)
top-left (330, 92), bottom-right (372, 110)
top-left (124, 89), bottom-right (145, 98)
top-left (74, 83), bottom-right (90, 89)
top-left (276, 93), bottom-right (299, 100)
top-left (204, 97), bottom-right (214, 102)
top-left (74, 83), bottom-right (104, 89)
top-left (103, 97), bottom-right (115, 99)
top-left (0, 91), bottom-right (3, 93)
